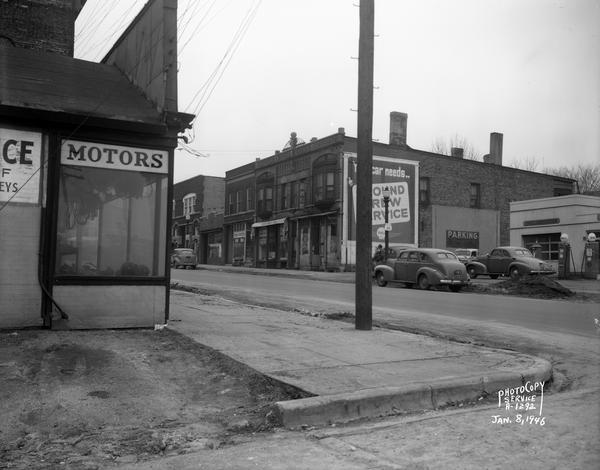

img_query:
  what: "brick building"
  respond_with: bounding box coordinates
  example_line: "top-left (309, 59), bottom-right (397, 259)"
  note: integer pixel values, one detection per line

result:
top-left (172, 175), bottom-right (225, 264)
top-left (0, 0), bottom-right (86, 55)
top-left (222, 112), bottom-right (574, 271)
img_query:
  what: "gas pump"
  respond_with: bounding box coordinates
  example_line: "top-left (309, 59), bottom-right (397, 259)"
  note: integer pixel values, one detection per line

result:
top-left (557, 233), bottom-right (571, 280)
top-left (582, 233), bottom-right (600, 280)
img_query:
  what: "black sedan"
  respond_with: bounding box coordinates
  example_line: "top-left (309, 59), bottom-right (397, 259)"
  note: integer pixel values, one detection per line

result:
top-left (374, 248), bottom-right (471, 292)
top-left (466, 246), bottom-right (555, 280)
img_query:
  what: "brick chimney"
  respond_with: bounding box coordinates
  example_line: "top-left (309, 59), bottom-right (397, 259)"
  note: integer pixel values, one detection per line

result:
top-left (389, 112), bottom-right (408, 146)
top-left (483, 132), bottom-right (503, 165)
top-left (451, 147), bottom-right (464, 158)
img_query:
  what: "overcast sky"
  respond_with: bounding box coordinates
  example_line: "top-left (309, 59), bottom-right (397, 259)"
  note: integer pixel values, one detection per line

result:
top-left (75, 0), bottom-right (599, 183)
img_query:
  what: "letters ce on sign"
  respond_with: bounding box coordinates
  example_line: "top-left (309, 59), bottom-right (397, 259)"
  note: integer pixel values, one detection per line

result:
top-left (61, 140), bottom-right (168, 174)
top-left (0, 128), bottom-right (43, 204)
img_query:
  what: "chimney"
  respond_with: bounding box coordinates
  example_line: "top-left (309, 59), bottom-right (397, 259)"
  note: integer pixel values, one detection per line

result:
top-left (451, 147), bottom-right (464, 158)
top-left (489, 132), bottom-right (503, 165)
top-left (389, 112), bottom-right (408, 146)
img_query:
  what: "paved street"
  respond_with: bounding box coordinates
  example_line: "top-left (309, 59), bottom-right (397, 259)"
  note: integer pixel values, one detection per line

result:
top-left (171, 268), bottom-right (599, 337)
top-left (163, 268), bottom-right (600, 469)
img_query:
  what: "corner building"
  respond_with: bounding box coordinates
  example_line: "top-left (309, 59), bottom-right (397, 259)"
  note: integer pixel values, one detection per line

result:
top-left (0, 0), bottom-right (193, 329)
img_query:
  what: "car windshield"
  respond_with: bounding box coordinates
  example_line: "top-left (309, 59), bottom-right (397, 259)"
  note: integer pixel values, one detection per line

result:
top-left (436, 252), bottom-right (458, 260)
top-left (176, 249), bottom-right (194, 255)
top-left (513, 248), bottom-right (533, 257)
top-left (454, 250), bottom-right (469, 256)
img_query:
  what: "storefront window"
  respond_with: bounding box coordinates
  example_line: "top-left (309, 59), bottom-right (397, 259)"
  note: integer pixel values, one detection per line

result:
top-left (258, 228), bottom-right (268, 261)
top-left (523, 233), bottom-right (561, 260)
top-left (232, 223), bottom-right (246, 261)
top-left (55, 166), bottom-right (167, 277)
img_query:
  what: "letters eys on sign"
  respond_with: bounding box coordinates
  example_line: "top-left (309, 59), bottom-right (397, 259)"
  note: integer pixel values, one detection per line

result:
top-left (0, 128), bottom-right (43, 203)
top-left (61, 140), bottom-right (169, 174)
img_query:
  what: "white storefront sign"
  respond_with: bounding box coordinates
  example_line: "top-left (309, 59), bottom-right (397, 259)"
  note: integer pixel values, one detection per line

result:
top-left (61, 139), bottom-right (168, 174)
top-left (0, 128), bottom-right (43, 203)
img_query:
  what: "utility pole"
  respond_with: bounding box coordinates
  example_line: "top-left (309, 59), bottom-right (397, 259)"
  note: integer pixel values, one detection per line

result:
top-left (355, 0), bottom-right (374, 330)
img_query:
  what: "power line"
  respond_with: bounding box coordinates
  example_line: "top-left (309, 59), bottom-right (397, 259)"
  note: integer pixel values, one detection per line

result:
top-left (185, 0), bottom-right (262, 118)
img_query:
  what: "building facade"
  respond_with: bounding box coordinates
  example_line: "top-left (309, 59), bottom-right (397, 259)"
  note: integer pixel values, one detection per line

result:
top-left (510, 195), bottom-right (600, 275)
top-left (221, 113), bottom-right (574, 271)
top-left (172, 175), bottom-right (225, 264)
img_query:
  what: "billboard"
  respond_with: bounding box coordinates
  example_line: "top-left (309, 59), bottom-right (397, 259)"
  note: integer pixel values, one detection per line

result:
top-left (343, 153), bottom-right (418, 262)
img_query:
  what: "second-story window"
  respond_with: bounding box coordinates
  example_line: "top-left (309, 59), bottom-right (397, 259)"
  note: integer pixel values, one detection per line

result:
top-left (183, 193), bottom-right (196, 216)
top-left (228, 192), bottom-right (235, 214)
top-left (246, 187), bottom-right (253, 210)
top-left (312, 154), bottom-right (337, 204)
top-left (256, 172), bottom-right (274, 217)
top-left (419, 177), bottom-right (430, 205)
top-left (236, 191), bottom-right (242, 213)
top-left (280, 183), bottom-right (288, 209)
top-left (470, 183), bottom-right (481, 208)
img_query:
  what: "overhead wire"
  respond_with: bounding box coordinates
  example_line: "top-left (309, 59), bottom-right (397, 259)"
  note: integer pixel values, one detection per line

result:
top-left (74, 0), bottom-right (122, 55)
top-left (2, 0), bottom-right (260, 208)
top-left (185, 0), bottom-right (262, 118)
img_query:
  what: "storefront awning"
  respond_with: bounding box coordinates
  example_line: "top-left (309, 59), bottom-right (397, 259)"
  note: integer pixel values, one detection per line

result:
top-left (290, 211), bottom-right (337, 220)
top-left (252, 217), bottom-right (285, 228)
top-left (251, 218), bottom-right (287, 228)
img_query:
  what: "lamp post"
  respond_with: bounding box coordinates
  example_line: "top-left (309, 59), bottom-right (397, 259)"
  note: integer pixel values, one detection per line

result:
top-left (382, 186), bottom-right (390, 258)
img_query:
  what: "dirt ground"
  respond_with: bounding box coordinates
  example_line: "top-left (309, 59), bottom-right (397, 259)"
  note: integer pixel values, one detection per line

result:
top-left (0, 329), bottom-right (309, 470)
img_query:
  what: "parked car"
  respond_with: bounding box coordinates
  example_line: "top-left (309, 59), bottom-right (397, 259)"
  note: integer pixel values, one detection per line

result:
top-left (171, 248), bottom-right (197, 269)
top-left (374, 248), bottom-right (470, 292)
top-left (453, 248), bottom-right (478, 264)
top-left (466, 246), bottom-right (555, 280)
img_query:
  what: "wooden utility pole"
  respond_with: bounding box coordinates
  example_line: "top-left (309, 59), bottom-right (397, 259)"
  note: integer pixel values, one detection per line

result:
top-left (355, 0), bottom-right (374, 330)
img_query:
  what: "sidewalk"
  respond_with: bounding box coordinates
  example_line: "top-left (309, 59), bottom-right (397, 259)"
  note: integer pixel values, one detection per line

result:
top-left (169, 287), bottom-right (552, 428)
top-left (192, 263), bottom-right (600, 293)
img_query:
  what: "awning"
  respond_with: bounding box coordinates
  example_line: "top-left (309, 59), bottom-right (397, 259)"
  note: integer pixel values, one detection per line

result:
top-left (290, 211), bottom-right (337, 220)
top-left (251, 218), bottom-right (287, 228)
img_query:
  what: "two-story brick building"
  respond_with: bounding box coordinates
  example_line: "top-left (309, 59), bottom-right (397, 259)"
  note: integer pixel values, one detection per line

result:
top-left (171, 175), bottom-right (225, 264)
top-left (222, 112), bottom-right (574, 271)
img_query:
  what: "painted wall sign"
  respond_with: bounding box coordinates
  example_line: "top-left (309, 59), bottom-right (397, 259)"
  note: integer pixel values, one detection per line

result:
top-left (0, 128), bottom-right (42, 203)
top-left (446, 229), bottom-right (480, 249)
top-left (345, 154), bottom-right (418, 246)
top-left (61, 140), bottom-right (168, 174)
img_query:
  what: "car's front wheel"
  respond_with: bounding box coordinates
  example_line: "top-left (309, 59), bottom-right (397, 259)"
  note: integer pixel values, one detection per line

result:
top-left (467, 266), bottom-right (478, 279)
top-left (417, 274), bottom-right (430, 290)
top-left (375, 271), bottom-right (387, 287)
top-left (510, 266), bottom-right (521, 281)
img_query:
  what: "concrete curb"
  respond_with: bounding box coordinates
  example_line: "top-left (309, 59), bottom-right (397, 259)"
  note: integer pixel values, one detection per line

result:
top-left (272, 361), bottom-right (553, 428)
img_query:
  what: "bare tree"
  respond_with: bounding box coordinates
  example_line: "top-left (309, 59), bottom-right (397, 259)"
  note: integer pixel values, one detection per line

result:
top-left (507, 156), bottom-right (540, 172)
top-left (545, 163), bottom-right (600, 194)
top-left (431, 134), bottom-right (481, 161)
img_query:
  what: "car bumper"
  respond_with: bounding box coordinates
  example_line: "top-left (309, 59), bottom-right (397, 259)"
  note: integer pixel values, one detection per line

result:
top-left (439, 279), bottom-right (470, 285)
top-left (528, 270), bottom-right (556, 275)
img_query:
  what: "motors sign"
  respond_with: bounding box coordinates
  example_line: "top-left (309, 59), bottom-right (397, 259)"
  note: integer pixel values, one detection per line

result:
top-left (61, 140), bottom-right (168, 174)
top-left (0, 128), bottom-right (43, 204)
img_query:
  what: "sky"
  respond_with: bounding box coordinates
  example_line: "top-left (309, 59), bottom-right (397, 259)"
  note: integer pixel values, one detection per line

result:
top-left (74, 0), bottom-right (600, 183)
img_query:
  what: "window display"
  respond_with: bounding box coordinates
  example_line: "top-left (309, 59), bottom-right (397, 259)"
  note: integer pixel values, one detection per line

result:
top-left (55, 165), bottom-right (167, 277)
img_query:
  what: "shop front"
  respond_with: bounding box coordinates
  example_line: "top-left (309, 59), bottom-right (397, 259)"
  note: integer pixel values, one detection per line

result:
top-left (252, 218), bottom-right (287, 268)
top-left (292, 213), bottom-right (340, 271)
top-left (51, 140), bottom-right (172, 329)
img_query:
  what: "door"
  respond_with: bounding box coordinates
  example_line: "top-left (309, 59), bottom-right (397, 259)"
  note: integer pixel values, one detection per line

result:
top-left (488, 249), bottom-right (510, 274)
top-left (405, 251), bottom-right (421, 282)
top-left (393, 251), bottom-right (410, 281)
